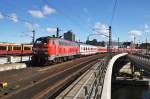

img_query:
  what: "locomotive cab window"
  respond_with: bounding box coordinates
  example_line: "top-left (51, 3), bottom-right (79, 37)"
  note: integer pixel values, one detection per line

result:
top-left (35, 38), bottom-right (48, 44)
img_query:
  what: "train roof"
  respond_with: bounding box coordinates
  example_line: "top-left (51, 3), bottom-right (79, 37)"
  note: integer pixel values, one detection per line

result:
top-left (36, 36), bottom-right (78, 44)
top-left (0, 43), bottom-right (32, 46)
top-left (79, 43), bottom-right (98, 47)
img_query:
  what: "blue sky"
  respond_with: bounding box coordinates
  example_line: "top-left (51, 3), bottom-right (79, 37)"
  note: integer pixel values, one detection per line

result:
top-left (0, 0), bottom-right (150, 43)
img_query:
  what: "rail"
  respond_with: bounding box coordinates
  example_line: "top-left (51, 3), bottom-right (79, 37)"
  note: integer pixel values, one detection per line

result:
top-left (3, 54), bottom-right (104, 99)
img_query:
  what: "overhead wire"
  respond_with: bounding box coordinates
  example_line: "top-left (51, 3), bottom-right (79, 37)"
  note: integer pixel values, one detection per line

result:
top-left (110, 0), bottom-right (118, 26)
top-left (2, 0), bottom-right (95, 40)
top-left (42, 0), bottom-right (93, 33)
top-left (0, 11), bottom-right (42, 43)
top-left (0, 12), bottom-right (33, 24)
top-left (1, 0), bottom-right (119, 42)
top-left (109, 0), bottom-right (118, 41)
top-left (0, 1), bottom-right (51, 35)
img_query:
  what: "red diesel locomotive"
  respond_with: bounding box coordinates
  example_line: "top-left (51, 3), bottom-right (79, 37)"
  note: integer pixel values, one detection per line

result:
top-left (32, 37), bottom-right (80, 65)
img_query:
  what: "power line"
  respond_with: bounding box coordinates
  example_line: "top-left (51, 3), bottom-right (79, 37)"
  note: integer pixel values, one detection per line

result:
top-left (42, 0), bottom-right (92, 32)
top-left (110, 0), bottom-right (118, 26)
top-left (0, 12), bottom-right (38, 43)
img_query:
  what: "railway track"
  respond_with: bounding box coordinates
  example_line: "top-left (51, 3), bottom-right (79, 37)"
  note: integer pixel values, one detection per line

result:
top-left (1, 54), bottom-right (106, 99)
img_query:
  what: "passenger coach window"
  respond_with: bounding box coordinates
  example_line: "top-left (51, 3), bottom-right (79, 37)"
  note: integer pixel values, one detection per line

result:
top-left (8, 46), bottom-right (12, 51)
top-left (0, 46), bottom-right (7, 50)
top-left (24, 47), bottom-right (31, 50)
top-left (14, 46), bottom-right (21, 50)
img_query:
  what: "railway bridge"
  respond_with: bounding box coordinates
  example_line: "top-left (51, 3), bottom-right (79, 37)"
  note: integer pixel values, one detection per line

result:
top-left (0, 53), bottom-right (149, 99)
top-left (57, 53), bottom-right (150, 99)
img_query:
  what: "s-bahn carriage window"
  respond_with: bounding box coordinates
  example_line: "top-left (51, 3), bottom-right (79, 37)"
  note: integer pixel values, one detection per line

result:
top-left (0, 46), bottom-right (7, 50)
top-left (24, 46), bottom-right (31, 50)
top-left (13, 46), bottom-right (21, 50)
top-left (8, 46), bottom-right (12, 51)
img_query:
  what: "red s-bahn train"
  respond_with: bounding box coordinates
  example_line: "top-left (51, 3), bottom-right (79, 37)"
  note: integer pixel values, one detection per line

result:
top-left (0, 43), bottom-right (32, 55)
top-left (31, 36), bottom-right (143, 65)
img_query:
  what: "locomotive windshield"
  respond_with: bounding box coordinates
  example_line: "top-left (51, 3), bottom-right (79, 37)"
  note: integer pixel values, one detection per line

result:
top-left (35, 37), bottom-right (48, 44)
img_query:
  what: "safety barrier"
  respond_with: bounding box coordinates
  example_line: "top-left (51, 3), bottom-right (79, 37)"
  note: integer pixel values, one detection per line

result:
top-left (85, 57), bottom-right (109, 99)
top-left (128, 54), bottom-right (150, 71)
top-left (71, 57), bottom-right (109, 99)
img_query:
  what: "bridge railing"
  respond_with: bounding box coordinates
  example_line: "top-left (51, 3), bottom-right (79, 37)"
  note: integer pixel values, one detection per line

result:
top-left (128, 54), bottom-right (150, 71)
top-left (133, 53), bottom-right (150, 59)
top-left (128, 54), bottom-right (150, 64)
top-left (72, 57), bottom-right (109, 99)
top-left (84, 57), bottom-right (109, 99)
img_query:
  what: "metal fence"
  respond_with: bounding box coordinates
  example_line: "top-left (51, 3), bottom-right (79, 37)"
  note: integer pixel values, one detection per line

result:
top-left (129, 54), bottom-right (150, 64)
top-left (128, 54), bottom-right (150, 71)
top-left (72, 57), bottom-right (109, 99)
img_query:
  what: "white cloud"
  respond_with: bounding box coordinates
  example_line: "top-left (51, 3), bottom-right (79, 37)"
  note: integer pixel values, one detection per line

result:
top-left (28, 10), bottom-right (45, 18)
top-left (129, 30), bottom-right (142, 38)
top-left (46, 27), bottom-right (57, 33)
top-left (10, 13), bottom-right (18, 22)
top-left (25, 22), bottom-right (40, 31)
top-left (43, 5), bottom-right (56, 15)
top-left (93, 22), bottom-right (109, 35)
top-left (28, 5), bottom-right (56, 19)
top-left (0, 12), bottom-right (4, 19)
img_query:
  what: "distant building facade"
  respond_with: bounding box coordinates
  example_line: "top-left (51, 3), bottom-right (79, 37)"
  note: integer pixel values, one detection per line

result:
top-left (64, 31), bottom-right (75, 41)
